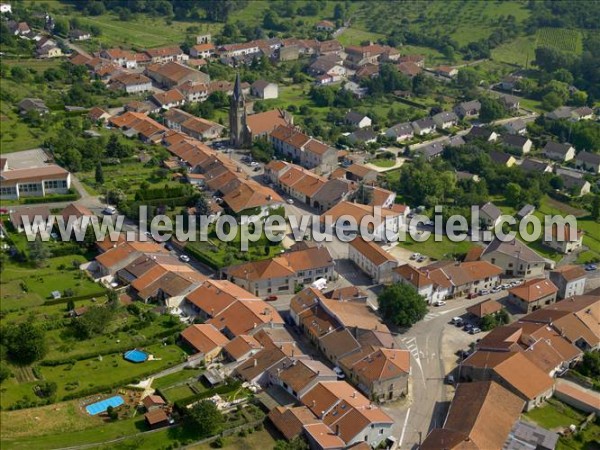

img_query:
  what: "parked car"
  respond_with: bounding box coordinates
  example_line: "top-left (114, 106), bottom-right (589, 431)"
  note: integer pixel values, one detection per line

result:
top-left (265, 295), bottom-right (278, 301)
top-left (287, 198), bottom-right (294, 204)
top-left (445, 374), bottom-right (455, 385)
top-left (433, 300), bottom-right (446, 307)
top-left (585, 264), bottom-right (597, 271)
top-left (333, 366), bottom-right (345, 379)
top-left (467, 292), bottom-right (478, 299)
top-left (451, 317), bottom-right (464, 326)
top-left (469, 327), bottom-right (481, 335)
top-left (179, 254), bottom-right (190, 262)
top-left (417, 256), bottom-right (426, 263)
top-left (479, 289), bottom-right (490, 295)
top-left (102, 206), bottom-right (116, 215)
top-left (491, 286), bottom-right (502, 293)
top-left (410, 253), bottom-right (420, 260)
top-left (463, 323), bottom-right (473, 332)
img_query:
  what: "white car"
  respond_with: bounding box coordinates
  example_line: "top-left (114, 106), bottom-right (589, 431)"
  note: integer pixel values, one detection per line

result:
top-left (102, 206), bottom-right (116, 215)
top-left (333, 367), bottom-right (345, 379)
top-left (287, 198), bottom-right (294, 204)
top-left (179, 255), bottom-right (190, 263)
top-left (479, 289), bottom-right (490, 295)
top-left (433, 300), bottom-right (446, 307)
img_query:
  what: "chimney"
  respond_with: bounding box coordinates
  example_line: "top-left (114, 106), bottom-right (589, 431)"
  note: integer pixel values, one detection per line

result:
top-left (391, 341), bottom-right (395, 349)
top-left (352, 391), bottom-right (356, 398)
top-left (253, 359), bottom-right (257, 367)
top-left (312, 400), bottom-right (316, 408)
top-left (335, 424), bottom-right (340, 436)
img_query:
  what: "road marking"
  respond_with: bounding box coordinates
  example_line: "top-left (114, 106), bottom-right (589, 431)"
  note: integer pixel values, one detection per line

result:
top-left (398, 407), bottom-right (411, 448)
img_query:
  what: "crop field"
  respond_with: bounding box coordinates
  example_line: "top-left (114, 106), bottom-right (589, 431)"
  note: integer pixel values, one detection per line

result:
top-left (535, 28), bottom-right (583, 54)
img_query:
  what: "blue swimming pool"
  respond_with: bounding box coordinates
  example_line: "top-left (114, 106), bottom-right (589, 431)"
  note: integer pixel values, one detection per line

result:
top-left (86, 396), bottom-right (124, 415)
top-left (123, 349), bottom-right (149, 363)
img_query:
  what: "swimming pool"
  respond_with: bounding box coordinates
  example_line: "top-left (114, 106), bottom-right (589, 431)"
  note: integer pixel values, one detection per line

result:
top-left (86, 396), bottom-right (124, 415)
top-left (123, 349), bottom-right (149, 363)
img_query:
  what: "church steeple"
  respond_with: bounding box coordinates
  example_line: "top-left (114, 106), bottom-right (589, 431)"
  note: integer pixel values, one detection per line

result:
top-left (229, 72), bottom-right (250, 148)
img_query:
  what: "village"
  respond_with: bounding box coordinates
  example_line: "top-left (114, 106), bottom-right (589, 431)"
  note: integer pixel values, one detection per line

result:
top-left (1, 2), bottom-right (599, 450)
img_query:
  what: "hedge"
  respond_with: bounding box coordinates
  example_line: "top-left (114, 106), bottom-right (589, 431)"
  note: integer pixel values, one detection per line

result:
top-left (23, 193), bottom-right (78, 204)
top-left (183, 245), bottom-right (220, 270)
top-left (43, 290), bottom-right (108, 305)
top-left (174, 380), bottom-right (242, 409)
top-left (40, 326), bottom-right (182, 365)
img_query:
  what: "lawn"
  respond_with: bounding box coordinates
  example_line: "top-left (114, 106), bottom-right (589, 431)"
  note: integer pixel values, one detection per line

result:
top-left (370, 158), bottom-right (396, 168)
top-left (1, 255), bottom-right (105, 311)
top-left (491, 35), bottom-right (538, 67)
top-left (396, 233), bottom-right (475, 260)
top-left (39, 343), bottom-right (186, 401)
top-left (152, 367), bottom-right (204, 390)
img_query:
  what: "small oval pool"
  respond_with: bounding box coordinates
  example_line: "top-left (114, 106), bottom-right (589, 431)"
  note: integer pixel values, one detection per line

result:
top-left (123, 349), bottom-right (149, 363)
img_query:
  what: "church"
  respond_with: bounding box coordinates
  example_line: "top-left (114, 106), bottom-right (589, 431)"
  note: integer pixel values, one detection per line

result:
top-left (229, 73), bottom-right (252, 148)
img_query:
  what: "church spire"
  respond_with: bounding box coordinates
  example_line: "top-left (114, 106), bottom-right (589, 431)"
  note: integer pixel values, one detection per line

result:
top-left (233, 72), bottom-right (243, 103)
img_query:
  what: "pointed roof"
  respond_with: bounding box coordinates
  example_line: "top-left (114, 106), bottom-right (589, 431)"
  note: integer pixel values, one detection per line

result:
top-left (233, 72), bottom-right (244, 103)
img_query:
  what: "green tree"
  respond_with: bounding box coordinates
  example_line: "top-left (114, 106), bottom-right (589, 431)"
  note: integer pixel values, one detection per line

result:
top-left (505, 182), bottom-right (522, 207)
top-left (457, 67), bottom-right (479, 90)
top-left (578, 351), bottom-right (600, 378)
top-left (479, 97), bottom-right (506, 123)
top-left (591, 195), bottom-right (600, 221)
top-left (0, 362), bottom-right (10, 384)
top-left (66, 299), bottom-right (75, 311)
top-left (274, 437), bottom-right (310, 450)
top-left (4, 322), bottom-right (48, 365)
top-left (185, 400), bottom-right (224, 438)
top-left (72, 306), bottom-right (114, 339)
top-left (28, 237), bottom-right (50, 268)
top-left (541, 92), bottom-right (563, 111)
top-left (107, 290), bottom-right (120, 311)
top-left (377, 283), bottom-right (428, 328)
top-left (95, 162), bottom-right (104, 185)
top-left (106, 405), bottom-right (119, 420)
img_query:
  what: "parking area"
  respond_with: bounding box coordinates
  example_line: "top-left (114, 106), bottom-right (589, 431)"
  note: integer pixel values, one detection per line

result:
top-left (3, 148), bottom-right (51, 169)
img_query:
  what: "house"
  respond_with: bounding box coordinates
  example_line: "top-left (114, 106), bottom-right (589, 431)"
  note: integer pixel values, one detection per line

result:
top-left (398, 54), bottom-right (425, 67)
top-left (574, 151), bottom-right (600, 174)
top-left (180, 324), bottom-right (229, 362)
top-left (151, 89), bottom-right (186, 110)
top-left (344, 44), bottom-right (398, 68)
top-left (145, 62), bottom-right (209, 89)
top-left (100, 48), bottom-right (138, 68)
top-left (190, 43), bottom-right (215, 59)
top-left (435, 65), bottom-right (458, 78)
top-left (520, 158), bottom-right (553, 174)
top-left (571, 106), bottom-right (594, 121)
top-left (142, 394), bottom-right (166, 412)
top-left (560, 173), bottom-right (591, 197)
top-left (489, 150), bottom-right (517, 167)
top-left (508, 278), bottom-right (558, 313)
top-left (8, 21), bottom-right (31, 36)
top-left (411, 117), bottom-right (436, 136)
top-left (543, 141), bottom-right (575, 162)
top-left (499, 94), bottom-right (520, 110)
top-left (145, 409), bottom-right (170, 429)
top-left (206, 299), bottom-right (284, 340)
top-left (88, 107), bottom-right (110, 122)
top-left (144, 46), bottom-right (187, 64)
top-left (345, 348), bottom-right (410, 403)
top-left (503, 118), bottom-right (527, 135)
top-left (465, 126), bottom-right (498, 142)
top-left (222, 246), bottom-right (335, 297)
top-left (549, 265), bottom-right (586, 299)
top-left (0, 3), bottom-right (12, 14)
top-left (414, 141), bottom-right (445, 161)
top-left (181, 116), bottom-right (224, 141)
top-left (481, 238), bottom-right (547, 279)
top-left (347, 129), bottom-right (378, 145)
top-left (36, 43), bottom-right (63, 59)
top-left (348, 237), bottom-right (398, 283)
top-left (555, 379), bottom-right (600, 415)
top-left (461, 351), bottom-right (554, 411)
top-left (505, 421), bottom-right (559, 450)
top-left (432, 111), bottom-right (458, 129)
top-left (1, 165), bottom-right (71, 200)
top-left (222, 334), bottom-right (262, 361)
top-left (18, 98), bottom-right (49, 115)
top-left (454, 100), bottom-right (481, 119)
top-left (333, 164), bottom-right (379, 184)
top-left (420, 381), bottom-right (524, 450)
top-left (545, 224), bottom-right (583, 254)
top-left (345, 111), bottom-right (372, 129)
top-left (108, 73), bottom-right (153, 94)
top-left (270, 125), bottom-right (338, 174)
top-left (396, 61), bottom-right (422, 78)
top-left (246, 109), bottom-right (293, 140)
top-left (480, 202), bottom-right (502, 229)
top-left (322, 201), bottom-right (406, 242)
top-left (466, 298), bottom-right (503, 319)
top-left (315, 20), bottom-right (335, 32)
top-left (9, 206), bottom-right (51, 233)
top-left (268, 406), bottom-right (320, 441)
top-left (500, 134), bottom-right (532, 154)
top-left (516, 204), bottom-right (535, 220)
top-left (251, 80), bottom-right (278, 99)
top-left (385, 122), bottom-right (414, 142)
top-left (69, 29), bottom-right (91, 41)
top-left (310, 178), bottom-right (356, 212)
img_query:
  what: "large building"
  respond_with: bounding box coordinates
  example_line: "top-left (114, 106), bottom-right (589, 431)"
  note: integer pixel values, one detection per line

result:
top-left (1, 160), bottom-right (71, 200)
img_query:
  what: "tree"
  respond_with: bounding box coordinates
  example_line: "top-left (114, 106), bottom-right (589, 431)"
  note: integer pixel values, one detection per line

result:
top-left (505, 182), bottom-right (522, 207)
top-left (333, 3), bottom-right (345, 21)
top-left (185, 400), bottom-right (224, 438)
top-left (66, 299), bottom-right (75, 312)
top-left (377, 283), bottom-right (428, 328)
top-left (591, 195), bottom-right (600, 221)
top-left (107, 290), bottom-right (120, 311)
top-left (29, 237), bottom-right (50, 268)
top-left (72, 306), bottom-right (114, 339)
top-left (53, 19), bottom-right (69, 36)
top-left (541, 92), bottom-right (563, 111)
top-left (4, 322), bottom-right (48, 365)
top-left (106, 405), bottom-right (119, 420)
top-left (274, 437), bottom-right (310, 450)
top-left (0, 362), bottom-right (10, 384)
top-left (457, 67), bottom-right (479, 90)
top-left (95, 162), bottom-right (104, 185)
top-left (479, 97), bottom-right (506, 123)
top-left (578, 351), bottom-right (600, 378)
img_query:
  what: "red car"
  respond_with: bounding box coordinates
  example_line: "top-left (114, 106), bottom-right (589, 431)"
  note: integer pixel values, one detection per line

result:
top-left (265, 295), bottom-right (278, 301)
top-left (467, 292), bottom-right (479, 299)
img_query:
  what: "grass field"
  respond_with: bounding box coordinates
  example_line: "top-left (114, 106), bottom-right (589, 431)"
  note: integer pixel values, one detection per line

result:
top-left (396, 233), bottom-right (475, 260)
top-left (1, 255), bottom-right (104, 311)
top-left (536, 28), bottom-right (583, 54)
top-left (491, 35), bottom-right (538, 66)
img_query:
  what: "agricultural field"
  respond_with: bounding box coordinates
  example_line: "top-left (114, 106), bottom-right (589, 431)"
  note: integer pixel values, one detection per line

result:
top-left (491, 35), bottom-right (538, 66)
top-left (535, 28), bottom-right (583, 54)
